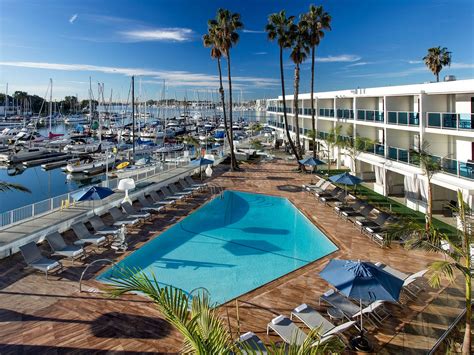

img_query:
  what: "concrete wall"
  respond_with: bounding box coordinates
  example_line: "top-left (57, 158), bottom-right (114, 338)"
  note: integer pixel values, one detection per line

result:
top-left (336, 98), bottom-right (353, 109)
top-left (386, 128), bottom-right (413, 148)
top-left (456, 94), bottom-right (473, 113)
top-left (356, 97), bottom-right (378, 110)
top-left (386, 96), bottom-right (413, 111)
top-left (424, 94), bottom-right (449, 112)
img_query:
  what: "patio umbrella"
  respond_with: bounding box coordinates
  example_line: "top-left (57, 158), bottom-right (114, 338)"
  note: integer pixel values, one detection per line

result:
top-left (319, 259), bottom-right (404, 351)
top-left (329, 172), bottom-right (363, 195)
top-left (72, 185), bottom-right (114, 210)
top-left (190, 157), bottom-right (214, 181)
top-left (298, 157), bottom-right (325, 174)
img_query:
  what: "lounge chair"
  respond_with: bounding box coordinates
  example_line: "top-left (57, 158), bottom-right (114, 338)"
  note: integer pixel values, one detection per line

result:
top-left (290, 303), bottom-right (335, 334)
top-left (321, 189), bottom-right (348, 205)
top-left (318, 187), bottom-right (343, 203)
top-left (185, 175), bottom-right (207, 188)
top-left (375, 263), bottom-right (427, 298)
top-left (237, 332), bottom-right (268, 354)
top-left (161, 186), bottom-right (185, 201)
top-left (90, 215), bottom-right (120, 235)
top-left (352, 300), bottom-right (389, 327)
top-left (302, 179), bottom-right (324, 193)
top-left (343, 204), bottom-right (373, 222)
top-left (121, 202), bottom-right (151, 219)
top-left (109, 207), bottom-right (141, 226)
top-left (334, 199), bottom-right (363, 215)
top-left (19, 242), bottom-right (63, 279)
top-left (355, 211), bottom-right (391, 232)
top-left (314, 183), bottom-right (335, 198)
top-left (313, 181), bottom-right (332, 194)
top-left (267, 315), bottom-right (307, 346)
top-left (138, 195), bottom-right (165, 212)
top-left (319, 289), bottom-right (360, 320)
top-left (149, 190), bottom-right (175, 205)
top-left (71, 223), bottom-right (107, 246)
top-left (168, 183), bottom-right (193, 197)
top-left (45, 232), bottom-right (85, 262)
top-left (179, 178), bottom-right (201, 192)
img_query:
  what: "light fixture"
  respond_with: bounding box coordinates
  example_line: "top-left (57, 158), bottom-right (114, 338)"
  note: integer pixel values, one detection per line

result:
top-left (117, 178), bottom-right (136, 205)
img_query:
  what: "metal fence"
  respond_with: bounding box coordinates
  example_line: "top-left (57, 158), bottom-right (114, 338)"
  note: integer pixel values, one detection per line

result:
top-left (0, 148), bottom-right (227, 229)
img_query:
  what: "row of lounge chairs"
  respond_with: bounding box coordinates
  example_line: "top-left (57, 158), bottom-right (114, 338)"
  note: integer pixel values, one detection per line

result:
top-left (304, 178), bottom-right (398, 247)
top-left (237, 262), bottom-right (428, 352)
top-left (19, 176), bottom-right (208, 279)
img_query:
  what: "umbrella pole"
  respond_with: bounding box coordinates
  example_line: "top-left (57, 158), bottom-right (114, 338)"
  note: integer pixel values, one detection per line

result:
top-left (360, 299), bottom-right (363, 334)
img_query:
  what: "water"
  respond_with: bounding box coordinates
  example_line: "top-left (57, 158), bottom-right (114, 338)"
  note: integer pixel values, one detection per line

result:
top-left (98, 190), bottom-right (338, 305)
top-left (0, 110), bottom-right (267, 213)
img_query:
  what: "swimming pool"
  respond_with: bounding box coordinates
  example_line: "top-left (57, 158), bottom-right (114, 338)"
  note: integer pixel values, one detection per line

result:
top-left (98, 190), bottom-right (338, 304)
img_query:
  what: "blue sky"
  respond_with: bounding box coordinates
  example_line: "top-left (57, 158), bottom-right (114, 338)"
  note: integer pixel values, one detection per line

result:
top-left (0, 0), bottom-right (473, 100)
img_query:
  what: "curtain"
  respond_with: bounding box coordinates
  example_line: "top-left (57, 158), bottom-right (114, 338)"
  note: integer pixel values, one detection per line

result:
top-left (404, 175), bottom-right (419, 200)
top-left (418, 176), bottom-right (429, 203)
top-left (375, 166), bottom-right (385, 186)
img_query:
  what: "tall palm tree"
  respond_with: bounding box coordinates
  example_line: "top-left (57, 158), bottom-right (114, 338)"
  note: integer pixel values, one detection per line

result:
top-left (289, 19), bottom-right (310, 163)
top-left (214, 8), bottom-right (243, 171)
top-left (107, 268), bottom-right (343, 354)
top-left (203, 20), bottom-right (233, 166)
top-left (410, 142), bottom-right (441, 232)
top-left (423, 46), bottom-right (452, 82)
top-left (0, 181), bottom-right (31, 193)
top-left (385, 190), bottom-right (471, 354)
top-left (322, 125), bottom-right (343, 175)
top-left (303, 5), bottom-right (331, 159)
top-left (265, 11), bottom-right (300, 162)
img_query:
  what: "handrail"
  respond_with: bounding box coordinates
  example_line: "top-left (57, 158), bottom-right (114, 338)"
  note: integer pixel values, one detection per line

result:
top-left (79, 258), bottom-right (117, 292)
top-left (427, 305), bottom-right (468, 354)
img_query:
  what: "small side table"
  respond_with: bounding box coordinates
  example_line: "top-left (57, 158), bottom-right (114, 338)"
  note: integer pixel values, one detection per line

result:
top-left (327, 307), bottom-right (344, 323)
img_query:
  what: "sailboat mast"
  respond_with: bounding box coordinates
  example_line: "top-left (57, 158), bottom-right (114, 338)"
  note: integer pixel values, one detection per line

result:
top-left (49, 78), bottom-right (53, 132)
top-left (132, 76), bottom-right (135, 156)
top-left (89, 77), bottom-right (92, 123)
top-left (5, 83), bottom-right (8, 119)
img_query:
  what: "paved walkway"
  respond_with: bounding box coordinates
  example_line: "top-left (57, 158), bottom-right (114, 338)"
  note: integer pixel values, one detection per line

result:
top-left (0, 164), bottom-right (198, 258)
top-left (0, 159), bottom-right (468, 353)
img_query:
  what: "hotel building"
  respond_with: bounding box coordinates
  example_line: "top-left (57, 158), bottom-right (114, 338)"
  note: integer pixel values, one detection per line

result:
top-left (266, 78), bottom-right (474, 215)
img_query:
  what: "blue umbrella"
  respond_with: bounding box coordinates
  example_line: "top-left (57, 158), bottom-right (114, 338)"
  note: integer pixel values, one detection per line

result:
top-left (72, 186), bottom-right (114, 202)
top-left (319, 259), bottom-right (404, 350)
top-left (298, 157), bottom-right (325, 174)
top-left (72, 185), bottom-right (114, 211)
top-left (190, 158), bottom-right (214, 181)
top-left (329, 172), bottom-right (363, 186)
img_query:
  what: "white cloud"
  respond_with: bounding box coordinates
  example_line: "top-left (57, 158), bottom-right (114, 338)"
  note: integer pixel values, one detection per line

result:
top-left (120, 28), bottom-right (194, 42)
top-left (69, 14), bottom-right (78, 24)
top-left (408, 60), bottom-right (422, 64)
top-left (346, 62), bottom-right (370, 67)
top-left (346, 66), bottom-right (426, 78)
top-left (450, 62), bottom-right (474, 69)
top-left (0, 61), bottom-right (279, 90)
top-left (316, 54), bottom-right (361, 63)
top-left (242, 29), bottom-right (265, 34)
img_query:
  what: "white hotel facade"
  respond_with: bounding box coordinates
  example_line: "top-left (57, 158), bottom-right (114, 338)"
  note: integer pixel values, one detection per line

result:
top-left (265, 79), bottom-right (474, 213)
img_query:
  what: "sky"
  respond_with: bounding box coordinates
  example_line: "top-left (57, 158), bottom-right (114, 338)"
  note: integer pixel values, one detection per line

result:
top-left (0, 0), bottom-right (473, 101)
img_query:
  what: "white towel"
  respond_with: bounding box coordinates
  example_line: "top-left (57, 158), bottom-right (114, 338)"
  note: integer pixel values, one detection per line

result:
top-left (294, 303), bottom-right (308, 313)
top-left (272, 315), bottom-right (285, 325)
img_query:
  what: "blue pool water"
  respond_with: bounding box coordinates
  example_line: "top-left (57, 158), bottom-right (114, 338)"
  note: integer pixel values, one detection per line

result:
top-left (98, 190), bottom-right (338, 304)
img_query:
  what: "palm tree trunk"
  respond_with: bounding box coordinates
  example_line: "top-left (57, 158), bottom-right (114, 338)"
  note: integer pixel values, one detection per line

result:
top-left (426, 180), bottom-right (432, 231)
top-left (225, 50), bottom-right (237, 171)
top-left (279, 46), bottom-right (299, 161)
top-left (310, 46), bottom-right (316, 159)
top-left (293, 63), bottom-right (303, 162)
top-left (217, 57), bottom-right (231, 164)
top-left (462, 271), bottom-right (472, 354)
top-left (436, 72), bottom-right (439, 82)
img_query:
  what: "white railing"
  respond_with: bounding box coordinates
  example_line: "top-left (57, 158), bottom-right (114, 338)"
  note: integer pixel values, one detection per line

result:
top-left (0, 148), bottom-right (226, 229)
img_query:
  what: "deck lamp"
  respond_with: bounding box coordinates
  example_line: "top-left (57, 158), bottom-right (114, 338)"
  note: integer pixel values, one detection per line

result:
top-left (118, 178), bottom-right (135, 205)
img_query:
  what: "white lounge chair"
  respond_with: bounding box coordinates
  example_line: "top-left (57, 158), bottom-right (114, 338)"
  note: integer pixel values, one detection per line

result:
top-left (121, 202), bottom-right (151, 219)
top-left (45, 232), bottom-right (85, 262)
top-left (237, 332), bottom-right (268, 354)
top-left (71, 222), bottom-right (107, 246)
top-left (89, 215), bottom-right (120, 235)
top-left (19, 242), bottom-right (63, 279)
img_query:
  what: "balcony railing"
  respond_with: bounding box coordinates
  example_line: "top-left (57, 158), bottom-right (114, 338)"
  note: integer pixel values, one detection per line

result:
top-left (319, 108), bottom-right (335, 118)
top-left (426, 112), bottom-right (474, 130)
top-left (357, 109), bottom-right (384, 123)
top-left (387, 111), bottom-right (419, 126)
top-left (362, 141), bottom-right (385, 156)
top-left (387, 146), bottom-right (419, 165)
top-left (336, 109), bottom-right (354, 120)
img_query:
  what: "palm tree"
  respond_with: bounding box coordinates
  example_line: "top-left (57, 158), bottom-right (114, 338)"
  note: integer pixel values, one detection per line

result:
top-left (0, 181), bottom-right (31, 193)
top-left (106, 268), bottom-right (343, 354)
top-left (303, 5), bottom-right (331, 159)
top-left (289, 19), bottom-right (310, 162)
top-left (322, 125), bottom-right (343, 175)
top-left (265, 11), bottom-right (300, 163)
top-left (410, 142), bottom-right (441, 232)
top-left (342, 125), bottom-right (373, 176)
top-left (385, 190), bottom-right (471, 354)
top-left (214, 8), bottom-right (243, 171)
top-left (423, 46), bottom-right (452, 82)
top-left (203, 20), bottom-right (234, 168)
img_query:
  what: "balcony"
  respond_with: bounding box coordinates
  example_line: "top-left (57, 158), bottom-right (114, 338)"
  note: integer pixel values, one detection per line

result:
top-left (387, 146), bottom-right (419, 165)
top-left (426, 112), bottom-right (474, 130)
top-left (357, 109), bottom-right (384, 123)
top-left (319, 108), bottom-right (335, 118)
top-left (387, 111), bottom-right (419, 126)
top-left (336, 109), bottom-right (354, 120)
top-left (303, 108), bottom-right (316, 116)
top-left (362, 141), bottom-right (385, 156)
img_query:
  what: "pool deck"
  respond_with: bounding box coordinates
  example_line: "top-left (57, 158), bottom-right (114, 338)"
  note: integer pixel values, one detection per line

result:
top-left (0, 158), bottom-right (466, 354)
